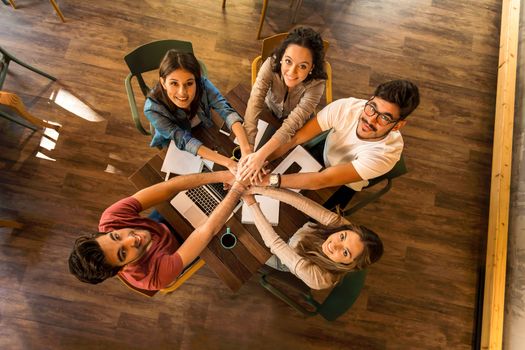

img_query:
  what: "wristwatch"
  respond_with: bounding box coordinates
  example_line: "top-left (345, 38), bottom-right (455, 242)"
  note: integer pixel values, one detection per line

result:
top-left (269, 173), bottom-right (281, 188)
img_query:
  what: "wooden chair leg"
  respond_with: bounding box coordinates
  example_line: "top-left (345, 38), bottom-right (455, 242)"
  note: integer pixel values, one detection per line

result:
top-left (256, 0), bottom-right (269, 40)
top-left (0, 92), bottom-right (61, 131)
top-left (222, 0), bottom-right (226, 9)
top-left (0, 220), bottom-right (23, 229)
top-left (49, 0), bottom-right (66, 23)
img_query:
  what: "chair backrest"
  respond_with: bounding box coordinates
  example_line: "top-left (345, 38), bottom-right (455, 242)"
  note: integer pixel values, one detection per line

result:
top-left (124, 39), bottom-right (194, 97)
top-left (340, 155), bottom-right (408, 217)
top-left (366, 155), bottom-right (408, 188)
top-left (117, 257), bottom-right (205, 297)
top-left (259, 266), bottom-right (367, 321)
top-left (317, 269), bottom-right (367, 321)
top-left (259, 32), bottom-right (330, 64)
top-left (124, 40), bottom-right (209, 136)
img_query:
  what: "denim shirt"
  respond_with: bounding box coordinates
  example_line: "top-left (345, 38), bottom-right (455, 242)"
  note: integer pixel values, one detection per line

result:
top-left (144, 77), bottom-right (243, 154)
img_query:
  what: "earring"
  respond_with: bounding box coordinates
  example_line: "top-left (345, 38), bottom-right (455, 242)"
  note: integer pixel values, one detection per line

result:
top-left (309, 71), bottom-right (312, 74)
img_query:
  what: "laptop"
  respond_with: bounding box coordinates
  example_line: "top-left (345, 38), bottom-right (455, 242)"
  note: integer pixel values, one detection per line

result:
top-left (170, 165), bottom-right (241, 228)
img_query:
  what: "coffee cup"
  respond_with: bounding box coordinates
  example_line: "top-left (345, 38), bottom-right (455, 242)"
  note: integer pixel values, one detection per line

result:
top-left (231, 146), bottom-right (242, 161)
top-left (220, 227), bottom-right (237, 249)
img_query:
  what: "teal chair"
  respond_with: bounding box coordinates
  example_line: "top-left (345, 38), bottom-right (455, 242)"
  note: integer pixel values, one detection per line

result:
top-left (340, 155), bottom-right (408, 216)
top-left (0, 46), bottom-right (58, 131)
top-left (123, 39), bottom-right (208, 136)
top-left (260, 267), bottom-right (368, 321)
top-left (301, 131), bottom-right (408, 216)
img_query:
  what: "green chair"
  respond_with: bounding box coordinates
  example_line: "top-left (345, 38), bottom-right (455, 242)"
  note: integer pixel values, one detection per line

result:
top-left (260, 267), bottom-right (367, 321)
top-left (0, 46), bottom-right (59, 131)
top-left (301, 131), bottom-right (408, 215)
top-left (340, 155), bottom-right (407, 216)
top-left (123, 39), bottom-right (208, 136)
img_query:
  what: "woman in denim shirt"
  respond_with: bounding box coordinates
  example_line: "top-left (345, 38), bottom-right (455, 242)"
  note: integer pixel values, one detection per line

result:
top-left (144, 50), bottom-right (251, 173)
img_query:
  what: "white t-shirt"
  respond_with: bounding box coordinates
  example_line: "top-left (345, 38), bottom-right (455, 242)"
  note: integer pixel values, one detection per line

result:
top-left (317, 97), bottom-right (404, 191)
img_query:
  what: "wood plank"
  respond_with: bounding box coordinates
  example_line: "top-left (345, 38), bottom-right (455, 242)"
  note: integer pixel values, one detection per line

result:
top-left (481, 0), bottom-right (521, 348)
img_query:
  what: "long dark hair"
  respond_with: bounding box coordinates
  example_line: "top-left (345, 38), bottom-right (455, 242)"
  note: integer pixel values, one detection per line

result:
top-left (271, 26), bottom-right (328, 82)
top-left (295, 223), bottom-right (384, 282)
top-left (149, 50), bottom-right (203, 118)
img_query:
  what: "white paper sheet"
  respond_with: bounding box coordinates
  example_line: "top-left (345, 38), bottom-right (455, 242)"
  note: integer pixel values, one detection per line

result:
top-left (161, 140), bottom-right (204, 177)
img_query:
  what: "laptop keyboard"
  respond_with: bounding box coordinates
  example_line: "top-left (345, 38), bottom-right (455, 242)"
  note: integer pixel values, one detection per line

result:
top-left (208, 182), bottom-right (228, 199)
top-left (186, 186), bottom-right (221, 216)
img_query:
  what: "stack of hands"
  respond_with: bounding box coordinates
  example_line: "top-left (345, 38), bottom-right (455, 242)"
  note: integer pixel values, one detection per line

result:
top-left (239, 153), bottom-right (270, 184)
top-left (224, 158), bottom-right (271, 205)
top-left (227, 150), bottom-right (270, 186)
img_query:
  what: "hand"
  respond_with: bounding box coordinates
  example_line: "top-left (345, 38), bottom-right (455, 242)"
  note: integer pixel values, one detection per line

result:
top-left (253, 172), bottom-right (270, 187)
top-left (226, 159), bottom-right (238, 176)
top-left (238, 151), bottom-right (266, 182)
top-left (235, 165), bottom-right (252, 187)
top-left (249, 165), bottom-right (270, 185)
top-left (237, 147), bottom-right (253, 165)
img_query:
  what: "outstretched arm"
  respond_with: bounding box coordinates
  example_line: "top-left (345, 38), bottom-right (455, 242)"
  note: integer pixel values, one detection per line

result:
top-left (231, 121), bottom-right (252, 159)
top-left (176, 181), bottom-right (246, 267)
top-left (246, 187), bottom-right (350, 227)
top-left (132, 170), bottom-right (233, 210)
top-left (196, 145), bottom-right (238, 175)
top-left (245, 194), bottom-right (337, 290)
top-left (239, 117), bottom-right (323, 183)
top-left (256, 162), bottom-right (362, 191)
top-left (244, 57), bottom-right (274, 145)
top-left (268, 116), bottom-right (324, 161)
top-left (238, 81), bottom-right (325, 183)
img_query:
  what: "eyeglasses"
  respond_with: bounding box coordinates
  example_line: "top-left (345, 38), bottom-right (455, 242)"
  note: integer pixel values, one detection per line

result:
top-left (363, 100), bottom-right (398, 126)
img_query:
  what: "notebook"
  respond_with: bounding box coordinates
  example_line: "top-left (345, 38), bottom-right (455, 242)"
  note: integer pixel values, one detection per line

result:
top-left (161, 140), bottom-right (204, 177)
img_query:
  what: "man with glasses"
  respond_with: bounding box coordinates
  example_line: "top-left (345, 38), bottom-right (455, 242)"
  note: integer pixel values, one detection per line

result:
top-left (252, 80), bottom-right (419, 203)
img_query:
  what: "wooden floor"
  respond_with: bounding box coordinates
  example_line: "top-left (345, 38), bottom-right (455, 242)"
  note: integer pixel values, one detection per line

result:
top-left (0, 1), bottom-right (501, 349)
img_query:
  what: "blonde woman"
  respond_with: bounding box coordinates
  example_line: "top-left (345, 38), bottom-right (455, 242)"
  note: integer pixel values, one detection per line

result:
top-left (243, 187), bottom-right (383, 289)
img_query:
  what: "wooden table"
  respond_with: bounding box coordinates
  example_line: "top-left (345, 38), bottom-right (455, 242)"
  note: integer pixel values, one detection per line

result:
top-left (129, 83), bottom-right (310, 292)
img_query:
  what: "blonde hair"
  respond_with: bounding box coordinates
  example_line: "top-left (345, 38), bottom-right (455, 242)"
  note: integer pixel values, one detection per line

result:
top-left (295, 223), bottom-right (383, 283)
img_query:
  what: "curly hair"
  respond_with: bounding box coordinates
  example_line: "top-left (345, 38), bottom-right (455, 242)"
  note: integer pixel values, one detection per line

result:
top-left (149, 50), bottom-right (204, 118)
top-left (68, 233), bottom-right (121, 284)
top-left (271, 26), bottom-right (328, 82)
top-left (295, 223), bottom-right (384, 283)
top-left (373, 80), bottom-right (420, 120)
